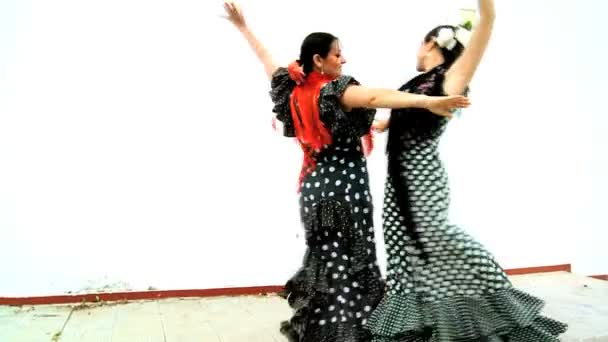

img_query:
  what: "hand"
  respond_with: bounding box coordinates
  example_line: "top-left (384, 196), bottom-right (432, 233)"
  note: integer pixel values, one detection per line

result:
top-left (425, 95), bottom-right (470, 118)
top-left (372, 119), bottom-right (389, 133)
top-left (222, 1), bottom-right (246, 29)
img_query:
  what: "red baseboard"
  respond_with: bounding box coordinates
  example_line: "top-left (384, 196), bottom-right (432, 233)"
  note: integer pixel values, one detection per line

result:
top-left (503, 263), bottom-right (571, 276)
top-left (0, 264), bottom-right (572, 306)
top-left (590, 274), bottom-right (608, 281)
top-left (0, 286), bottom-right (284, 306)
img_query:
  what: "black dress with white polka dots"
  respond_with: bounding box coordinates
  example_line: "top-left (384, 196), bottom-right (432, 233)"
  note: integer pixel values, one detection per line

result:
top-left (270, 67), bottom-right (385, 342)
top-left (365, 65), bottom-right (568, 341)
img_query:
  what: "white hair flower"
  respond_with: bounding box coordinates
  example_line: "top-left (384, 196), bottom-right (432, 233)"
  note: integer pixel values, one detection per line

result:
top-left (455, 27), bottom-right (472, 46)
top-left (435, 28), bottom-right (457, 50)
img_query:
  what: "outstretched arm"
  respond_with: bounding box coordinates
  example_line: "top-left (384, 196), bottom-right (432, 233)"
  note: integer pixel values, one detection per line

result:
top-left (443, 0), bottom-right (496, 95)
top-left (340, 85), bottom-right (470, 118)
top-left (223, 2), bottom-right (279, 79)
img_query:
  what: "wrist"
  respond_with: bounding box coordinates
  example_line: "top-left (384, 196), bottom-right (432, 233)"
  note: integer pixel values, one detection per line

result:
top-left (420, 95), bottom-right (431, 109)
top-left (237, 24), bottom-right (249, 33)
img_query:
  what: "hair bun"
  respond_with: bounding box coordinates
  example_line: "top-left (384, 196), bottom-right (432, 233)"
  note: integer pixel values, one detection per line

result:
top-left (288, 60), bottom-right (306, 85)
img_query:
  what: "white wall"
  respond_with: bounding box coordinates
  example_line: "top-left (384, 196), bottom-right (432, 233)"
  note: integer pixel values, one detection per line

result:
top-left (571, 1), bottom-right (608, 276)
top-left (0, 0), bottom-right (603, 297)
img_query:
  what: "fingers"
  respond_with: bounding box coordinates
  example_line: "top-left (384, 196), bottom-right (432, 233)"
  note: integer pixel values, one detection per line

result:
top-left (456, 101), bottom-right (469, 108)
top-left (452, 95), bottom-right (469, 105)
top-left (448, 95), bottom-right (470, 108)
top-left (458, 96), bottom-right (470, 107)
top-left (223, 1), bottom-right (245, 26)
top-left (223, 1), bottom-right (238, 15)
top-left (223, 2), bottom-right (233, 17)
top-left (439, 110), bottom-right (454, 119)
top-left (231, 2), bottom-right (243, 17)
top-left (429, 95), bottom-right (469, 117)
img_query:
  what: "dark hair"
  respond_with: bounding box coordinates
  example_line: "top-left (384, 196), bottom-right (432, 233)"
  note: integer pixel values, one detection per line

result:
top-left (297, 32), bottom-right (338, 74)
top-left (424, 25), bottom-right (466, 68)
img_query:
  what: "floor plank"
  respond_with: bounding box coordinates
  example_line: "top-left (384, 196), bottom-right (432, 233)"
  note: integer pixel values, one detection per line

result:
top-left (0, 305), bottom-right (71, 342)
top-left (59, 303), bottom-right (118, 342)
top-left (109, 301), bottom-right (165, 342)
top-left (158, 298), bottom-right (220, 342)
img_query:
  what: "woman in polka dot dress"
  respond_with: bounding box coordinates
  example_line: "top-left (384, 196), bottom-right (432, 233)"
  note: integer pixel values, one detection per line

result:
top-left (367, 0), bottom-right (567, 341)
top-left (222, 2), bottom-right (470, 341)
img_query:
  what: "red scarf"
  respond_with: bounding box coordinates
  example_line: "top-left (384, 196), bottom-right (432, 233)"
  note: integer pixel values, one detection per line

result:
top-left (289, 70), bottom-right (333, 190)
top-left (286, 63), bottom-right (374, 192)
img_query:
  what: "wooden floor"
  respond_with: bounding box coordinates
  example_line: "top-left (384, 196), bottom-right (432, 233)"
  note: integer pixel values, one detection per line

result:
top-left (1, 272), bottom-right (607, 342)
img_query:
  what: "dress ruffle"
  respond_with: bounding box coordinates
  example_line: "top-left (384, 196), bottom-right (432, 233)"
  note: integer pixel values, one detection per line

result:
top-left (279, 198), bottom-right (384, 342)
top-left (366, 287), bottom-right (567, 341)
top-left (318, 75), bottom-right (375, 140)
top-left (270, 67), bottom-right (375, 141)
top-left (270, 67), bottom-right (297, 137)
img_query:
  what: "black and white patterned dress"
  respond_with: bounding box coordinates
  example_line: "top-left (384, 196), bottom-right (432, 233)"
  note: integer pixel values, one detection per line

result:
top-left (365, 65), bottom-right (568, 341)
top-left (270, 67), bottom-right (385, 342)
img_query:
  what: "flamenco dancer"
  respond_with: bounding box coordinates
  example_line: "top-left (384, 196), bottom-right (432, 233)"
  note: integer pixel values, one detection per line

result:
top-left (367, 0), bottom-right (568, 340)
top-left (221, 2), bottom-right (470, 341)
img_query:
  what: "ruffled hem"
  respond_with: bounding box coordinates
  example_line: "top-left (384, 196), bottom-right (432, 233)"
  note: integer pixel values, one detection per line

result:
top-left (279, 265), bottom-right (384, 342)
top-left (281, 319), bottom-right (372, 342)
top-left (279, 198), bottom-right (384, 342)
top-left (366, 288), bottom-right (567, 341)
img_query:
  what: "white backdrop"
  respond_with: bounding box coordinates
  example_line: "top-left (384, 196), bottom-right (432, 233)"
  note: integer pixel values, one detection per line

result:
top-left (0, 0), bottom-right (604, 296)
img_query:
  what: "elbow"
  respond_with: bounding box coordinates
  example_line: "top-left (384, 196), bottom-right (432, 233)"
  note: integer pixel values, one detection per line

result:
top-left (364, 89), bottom-right (382, 108)
top-left (365, 95), bottom-right (379, 108)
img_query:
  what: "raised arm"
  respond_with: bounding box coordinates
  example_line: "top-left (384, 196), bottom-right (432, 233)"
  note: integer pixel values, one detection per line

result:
top-left (341, 85), bottom-right (470, 118)
top-left (443, 0), bottom-right (496, 95)
top-left (222, 2), bottom-right (279, 80)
